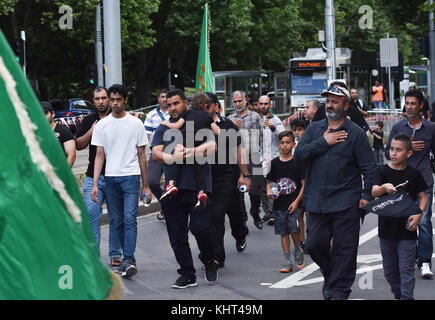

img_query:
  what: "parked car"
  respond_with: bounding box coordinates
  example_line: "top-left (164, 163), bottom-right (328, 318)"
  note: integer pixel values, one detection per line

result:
top-left (50, 98), bottom-right (94, 119)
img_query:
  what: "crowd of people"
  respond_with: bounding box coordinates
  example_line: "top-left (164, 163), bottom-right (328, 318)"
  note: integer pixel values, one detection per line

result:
top-left (39, 81), bottom-right (434, 300)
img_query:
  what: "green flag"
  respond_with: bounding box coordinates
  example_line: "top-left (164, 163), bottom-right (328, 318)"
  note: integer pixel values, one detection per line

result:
top-left (195, 3), bottom-right (214, 93)
top-left (0, 29), bottom-right (122, 299)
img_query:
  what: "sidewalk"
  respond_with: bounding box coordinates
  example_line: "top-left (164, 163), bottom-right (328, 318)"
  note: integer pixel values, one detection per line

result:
top-left (73, 147), bottom-right (161, 225)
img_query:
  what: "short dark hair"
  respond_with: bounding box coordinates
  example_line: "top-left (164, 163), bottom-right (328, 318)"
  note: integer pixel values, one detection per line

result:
top-left (248, 92), bottom-right (259, 104)
top-left (375, 120), bottom-right (384, 128)
top-left (278, 130), bottom-right (295, 142)
top-left (166, 88), bottom-right (187, 101)
top-left (291, 118), bottom-right (307, 130)
top-left (204, 92), bottom-right (218, 104)
top-left (405, 88), bottom-right (424, 106)
top-left (157, 88), bottom-right (168, 97)
top-left (392, 133), bottom-right (412, 151)
top-left (191, 93), bottom-right (211, 110)
top-left (108, 84), bottom-right (128, 99)
top-left (93, 86), bottom-right (108, 99)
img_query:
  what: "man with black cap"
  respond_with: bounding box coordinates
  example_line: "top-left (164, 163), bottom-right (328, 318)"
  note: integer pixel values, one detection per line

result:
top-left (294, 84), bottom-right (376, 300)
top-left (41, 101), bottom-right (76, 167)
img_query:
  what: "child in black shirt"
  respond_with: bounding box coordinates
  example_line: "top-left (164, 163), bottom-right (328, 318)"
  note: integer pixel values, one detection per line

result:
top-left (266, 131), bottom-right (306, 273)
top-left (369, 120), bottom-right (384, 167)
top-left (372, 133), bottom-right (428, 300)
top-left (160, 93), bottom-right (220, 209)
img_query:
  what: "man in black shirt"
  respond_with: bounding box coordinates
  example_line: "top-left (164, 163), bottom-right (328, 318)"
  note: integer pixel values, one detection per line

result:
top-left (205, 92), bottom-right (250, 268)
top-left (76, 87), bottom-right (122, 266)
top-left (42, 101), bottom-right (76, 167)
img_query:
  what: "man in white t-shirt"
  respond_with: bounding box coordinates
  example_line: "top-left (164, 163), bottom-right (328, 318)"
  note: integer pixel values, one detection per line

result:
top-left (91, 84), bottom-right (151, 278)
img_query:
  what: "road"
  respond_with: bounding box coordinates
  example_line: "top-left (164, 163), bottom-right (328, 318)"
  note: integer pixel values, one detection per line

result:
top-left (98, 195), bottom-right (435, 301)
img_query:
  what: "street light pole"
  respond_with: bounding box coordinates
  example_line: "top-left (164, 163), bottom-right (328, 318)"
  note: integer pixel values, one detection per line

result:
top-left (325, 0), bottom-right (336, 81)
top-left (429, 0), bottom-right (435, 103)
top-left (95, 3), bottom-right (104, 87)
top-left (103, 0), bottom-right (122, 87)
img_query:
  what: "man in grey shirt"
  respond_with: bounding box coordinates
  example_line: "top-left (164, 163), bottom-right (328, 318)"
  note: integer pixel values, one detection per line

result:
top-left (228, 91), bottom-right (265, 230)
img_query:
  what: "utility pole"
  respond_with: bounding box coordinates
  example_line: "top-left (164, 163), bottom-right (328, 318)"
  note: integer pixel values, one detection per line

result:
top-left (95, 3), bottom-right (104, 87)
top-left (103, 0), bottom-right (122, 87)
top-left (429, 0), bottom-right (435, 103)
top-left (325, 0), bottom-right (336, 81)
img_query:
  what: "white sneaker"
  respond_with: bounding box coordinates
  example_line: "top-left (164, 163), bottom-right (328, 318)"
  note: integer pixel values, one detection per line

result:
top-left (420, 263), bottom-right (433, 279)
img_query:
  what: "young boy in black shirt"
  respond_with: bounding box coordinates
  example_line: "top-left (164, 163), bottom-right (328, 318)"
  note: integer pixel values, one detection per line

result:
top-left (160, 93), bottom-right (220, 209)
top-left (372, 133), bottom-right (428, 300)
top-left (266, 131), bottom-right (305, 272)
top-left (369, 120), bottom-right (384, 167)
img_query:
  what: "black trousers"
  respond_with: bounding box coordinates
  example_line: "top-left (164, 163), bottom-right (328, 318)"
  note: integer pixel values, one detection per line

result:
top-left (161, 190), bottom-right (215, 277)
top-left (307, 205), bottom-right (361, 299)
top-left (211, 188), bottom-right (249, 264)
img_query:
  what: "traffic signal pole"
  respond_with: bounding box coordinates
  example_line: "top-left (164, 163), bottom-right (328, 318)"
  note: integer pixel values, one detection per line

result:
top-left (429, 0), bottom-right (435, 103)
top-left (95, 3), bottom-right (104, 87)
top-left (103, 0), bottom-right (122, 87)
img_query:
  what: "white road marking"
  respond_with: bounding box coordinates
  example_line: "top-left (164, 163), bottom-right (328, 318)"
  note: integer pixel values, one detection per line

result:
top-left (270, 227), bottom-right (378, 289)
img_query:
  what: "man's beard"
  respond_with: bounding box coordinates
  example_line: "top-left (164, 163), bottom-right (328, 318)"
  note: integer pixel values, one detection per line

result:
top-left (235, 105), bottom-right (246, 113)
top-left (326, 107), bottom-right (345, 121)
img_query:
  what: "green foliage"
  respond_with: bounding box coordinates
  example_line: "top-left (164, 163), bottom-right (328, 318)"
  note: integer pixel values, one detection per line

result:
top-left (0, 1), bottom-right (431, 106)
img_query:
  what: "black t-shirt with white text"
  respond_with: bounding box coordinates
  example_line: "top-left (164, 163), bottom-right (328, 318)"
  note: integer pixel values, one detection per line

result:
top-left (373, 164), bottom-right (427, 240)
top-left (266, 157), bottom-right (306, 211)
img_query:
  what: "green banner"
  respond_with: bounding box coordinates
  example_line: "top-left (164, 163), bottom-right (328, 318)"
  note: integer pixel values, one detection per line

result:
top-left (195, 3), bottom-right (214, 93)
top-left (0, 29), bottom-right (120, 299)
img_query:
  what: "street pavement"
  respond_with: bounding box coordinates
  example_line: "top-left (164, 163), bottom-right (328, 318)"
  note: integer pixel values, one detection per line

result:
top-left (99, 195), bottom-right (435, 301)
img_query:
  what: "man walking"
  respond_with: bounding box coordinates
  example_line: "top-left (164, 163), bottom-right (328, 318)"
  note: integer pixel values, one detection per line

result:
top-left (228, 91), bottom-right (265, 230)
top-left (42, 101), bottom-right (76, 167)
top-left (144, 89), bottom-right (170, 221)
top-left (257, 95), bottom-right (285, 224)
top-left (205, 92), bottom-right (250, 268)
top-left (385, 88), bottom-right (435, 279)
top-left (294, 85), bottom-right (376, 300)
top-left (91, 84), bottom-right (151, 278)
top-left (151, 89), bottom-right (218, 288)
top-left (76, 87), bottom-right (122, 266)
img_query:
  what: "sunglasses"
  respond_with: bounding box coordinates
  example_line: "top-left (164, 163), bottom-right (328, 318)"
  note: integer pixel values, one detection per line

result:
top-left (326, 85), bottom-right (350, 100)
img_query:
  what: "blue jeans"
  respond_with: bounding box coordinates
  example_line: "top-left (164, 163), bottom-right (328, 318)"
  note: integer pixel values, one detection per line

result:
top-left (105, 175), bottom-right (140, 263)
top-left (82, 175), bottom-right (122, 259)
top-left (417, 185), bottom-right (433, 268)
top-left (380, 238), bottom-right (417, 300)
top-left (373, 100), bottom-right (383, 109)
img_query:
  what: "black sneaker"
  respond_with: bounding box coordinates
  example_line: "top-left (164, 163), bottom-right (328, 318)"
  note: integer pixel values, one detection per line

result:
top-left (204, 261), bottom-right (218, 281)
top-left (172, 275), bottom-right (197, 289)
top-left (236, 238), bottom-right (247, 252)
top-left (253, 218), bottom-right (263, 230)
top-left (114, 262), bottom-right (126, 274)
top-left (121, 259), bottom-right (137, 278)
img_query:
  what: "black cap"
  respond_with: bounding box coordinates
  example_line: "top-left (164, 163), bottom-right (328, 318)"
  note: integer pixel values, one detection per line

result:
top-left (41, 101), bottom-right (53, 113)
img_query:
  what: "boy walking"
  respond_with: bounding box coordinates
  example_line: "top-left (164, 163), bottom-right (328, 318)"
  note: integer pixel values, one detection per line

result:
top-left (267, 131), bottom-right (305, 272)
top-left (369, 120), bottom-right (384, 167)
top-left (372, 134), bottom-right (428, 300)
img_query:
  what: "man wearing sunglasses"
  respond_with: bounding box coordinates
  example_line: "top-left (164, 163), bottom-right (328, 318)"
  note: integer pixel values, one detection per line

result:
top-left (294, 84), bottom-right (376, 300)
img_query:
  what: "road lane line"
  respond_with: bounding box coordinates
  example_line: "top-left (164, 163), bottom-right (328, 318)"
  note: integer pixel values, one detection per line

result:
top-left (270, 227), bottom-right (378, 289)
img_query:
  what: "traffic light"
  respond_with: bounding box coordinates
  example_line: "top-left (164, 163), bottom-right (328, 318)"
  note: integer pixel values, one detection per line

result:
top-left (11, 38), bottom-right (24, 66)
top-left (418, 35), bottom-right (429, 57)
top-left (85, 63), bottom-right (97, 86)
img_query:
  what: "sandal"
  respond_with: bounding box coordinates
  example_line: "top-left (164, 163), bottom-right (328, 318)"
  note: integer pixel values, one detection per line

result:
top-left (111, 257), bottom-right (122, 266)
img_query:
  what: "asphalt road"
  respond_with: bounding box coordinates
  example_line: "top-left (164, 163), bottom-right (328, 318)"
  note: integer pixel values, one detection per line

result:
top-left (99, 195), bottom-right (435, 301)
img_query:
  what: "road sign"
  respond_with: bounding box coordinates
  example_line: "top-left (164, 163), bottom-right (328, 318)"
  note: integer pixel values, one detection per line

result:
top-left (380, 37), bottom-right (398, 67)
